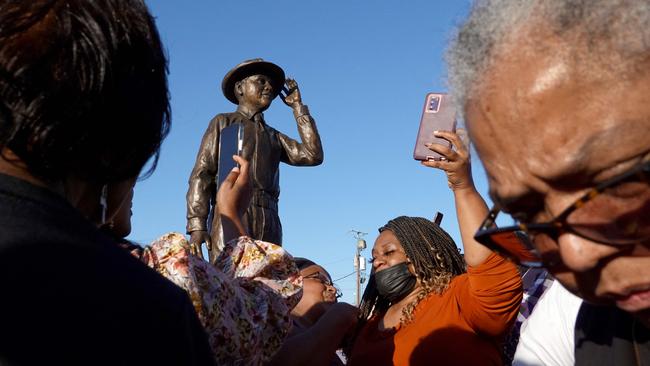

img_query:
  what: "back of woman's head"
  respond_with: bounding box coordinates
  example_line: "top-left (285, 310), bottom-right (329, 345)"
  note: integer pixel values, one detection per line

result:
top-left (0, 0), bottom-right (169, 183)
top-left (358, 216), bottom-right (466, 322)
top-left (293, 257), bottom-right (317, 271)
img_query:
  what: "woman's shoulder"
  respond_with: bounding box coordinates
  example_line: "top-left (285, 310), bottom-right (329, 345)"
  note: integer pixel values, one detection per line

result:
top-left (410, 275), bottom-right (473, 317)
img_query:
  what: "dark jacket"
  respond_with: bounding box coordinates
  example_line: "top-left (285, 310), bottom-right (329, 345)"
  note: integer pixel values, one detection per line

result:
top-left (0, 173), bottom-right (215, 365)
top-left (575, 302), bottom-right (650, 365)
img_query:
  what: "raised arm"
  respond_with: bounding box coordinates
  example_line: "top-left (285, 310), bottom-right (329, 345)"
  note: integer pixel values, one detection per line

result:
top-left (421, 130), bottom-right (492, 267)
top-left (277, 78), bottom-right (324, 166)
top-left (215, 155), bottom-right (251, 242)
top-left (424, 130), bottom-right (522, 335)
top-left (144, 157), bottom-right (302, 364)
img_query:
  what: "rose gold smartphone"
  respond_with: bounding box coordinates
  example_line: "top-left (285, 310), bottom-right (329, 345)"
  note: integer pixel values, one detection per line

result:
top-left (413, 93), bottom-right (457, 161)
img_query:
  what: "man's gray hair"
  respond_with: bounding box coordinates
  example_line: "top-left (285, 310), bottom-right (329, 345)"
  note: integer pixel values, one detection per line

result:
top-left (446, 0), bottom-right (650, 116)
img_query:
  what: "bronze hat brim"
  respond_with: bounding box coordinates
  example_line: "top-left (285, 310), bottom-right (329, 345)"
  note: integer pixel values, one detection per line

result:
top-left (221, 59), bottom-right (285, 105)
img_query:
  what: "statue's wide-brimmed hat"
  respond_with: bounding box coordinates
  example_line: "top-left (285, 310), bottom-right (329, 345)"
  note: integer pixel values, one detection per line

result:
top-left (221, 58), bottom-right (285, 104)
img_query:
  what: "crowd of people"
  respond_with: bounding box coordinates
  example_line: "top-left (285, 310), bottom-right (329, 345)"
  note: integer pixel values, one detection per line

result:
top-left (0, 0), bottom-right (647, 365)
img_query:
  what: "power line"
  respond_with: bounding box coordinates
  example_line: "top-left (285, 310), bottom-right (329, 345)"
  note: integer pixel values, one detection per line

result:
top-left (320, 257), bottom-right (350, 266)
top-left (333, 271), bottom-right (356, 282)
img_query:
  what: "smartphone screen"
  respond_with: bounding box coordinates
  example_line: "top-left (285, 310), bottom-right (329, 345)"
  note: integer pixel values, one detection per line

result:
top-left (413, 93), bottom-right (457, 161)
top-left (217, 122), bottom-right (243, 190)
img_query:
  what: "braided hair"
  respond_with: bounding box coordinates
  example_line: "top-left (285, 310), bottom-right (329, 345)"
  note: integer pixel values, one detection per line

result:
top-left (358, 216), bottom-right (466, 324)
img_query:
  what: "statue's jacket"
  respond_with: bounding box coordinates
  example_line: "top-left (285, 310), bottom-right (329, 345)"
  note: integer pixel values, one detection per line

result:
top-left (186, 106), bottom-right (323, 252)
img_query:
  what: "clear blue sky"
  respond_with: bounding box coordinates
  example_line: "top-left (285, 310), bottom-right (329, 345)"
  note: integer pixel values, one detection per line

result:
top-left (132, 1), bottom-right (508, 304)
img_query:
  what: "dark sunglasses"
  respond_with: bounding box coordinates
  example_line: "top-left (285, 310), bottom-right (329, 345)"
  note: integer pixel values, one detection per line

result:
top-left (474, 160), bottom-right (650, 267)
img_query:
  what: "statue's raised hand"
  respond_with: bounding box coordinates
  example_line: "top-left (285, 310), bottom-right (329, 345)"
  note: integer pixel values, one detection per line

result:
top-left (280, 78), bottom-right (302, 109)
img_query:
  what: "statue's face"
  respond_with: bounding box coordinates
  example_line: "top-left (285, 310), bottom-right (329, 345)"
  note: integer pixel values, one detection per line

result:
top-left (236, 74), bottom-right (274, 111)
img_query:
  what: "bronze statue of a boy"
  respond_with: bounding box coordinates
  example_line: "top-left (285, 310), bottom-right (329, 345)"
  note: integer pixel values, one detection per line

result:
top-left (187, 59), bottom-right (323, 261)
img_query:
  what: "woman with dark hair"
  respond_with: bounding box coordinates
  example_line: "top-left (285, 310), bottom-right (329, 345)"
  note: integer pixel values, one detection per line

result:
top-left (359, 216), bottom-right (467, 324)
top-left (0, 1), bottom-right (214, 364)
top-left (291, 258), bottom-right (341, 320)
top-left (347, 131), bottom-right (522, 366)
top-left (268, 258), bottom-right (357, 366)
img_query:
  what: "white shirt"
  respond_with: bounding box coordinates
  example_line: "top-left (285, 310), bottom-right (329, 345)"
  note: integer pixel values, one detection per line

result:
top-left (513, 280), bottom-right (583, 366)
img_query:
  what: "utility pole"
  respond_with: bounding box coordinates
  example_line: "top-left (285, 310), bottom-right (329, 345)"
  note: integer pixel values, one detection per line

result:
top-left (349, 230), bottom-right (368, 306)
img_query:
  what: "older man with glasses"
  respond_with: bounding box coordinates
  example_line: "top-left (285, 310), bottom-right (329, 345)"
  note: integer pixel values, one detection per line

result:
top-left (447, 0), bottom-right (650, 365)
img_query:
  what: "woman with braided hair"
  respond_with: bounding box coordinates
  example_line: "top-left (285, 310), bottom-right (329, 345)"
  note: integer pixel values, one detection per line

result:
top-left (347, 131), bottom-right (522, 366)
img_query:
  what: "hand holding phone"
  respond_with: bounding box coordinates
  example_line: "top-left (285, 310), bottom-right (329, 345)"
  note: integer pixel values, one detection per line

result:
top-left (216, 155), bottom-right (252, 242)
top-left (413, 93), bottom-right (457, 161)
top-left (421, 130), bottom-right (474, 192)
top-left (216, 155), bottom-right (251, 227)
top-left (280, 78), bottom-right (301, 108)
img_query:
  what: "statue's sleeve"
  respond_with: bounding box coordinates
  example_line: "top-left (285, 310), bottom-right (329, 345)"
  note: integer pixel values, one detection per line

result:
top-left (277, 105), bottom-right (324, 166)
top-left (186, 116), bottom-right (220, 233)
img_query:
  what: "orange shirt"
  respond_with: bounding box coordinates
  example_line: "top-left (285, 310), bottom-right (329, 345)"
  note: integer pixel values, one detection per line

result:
top-left (348, 253), bottom-right (522, 366)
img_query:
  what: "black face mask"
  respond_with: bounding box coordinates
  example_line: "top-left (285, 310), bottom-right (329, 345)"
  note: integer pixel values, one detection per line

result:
top-left (374, 262), bottom-right (416, 303)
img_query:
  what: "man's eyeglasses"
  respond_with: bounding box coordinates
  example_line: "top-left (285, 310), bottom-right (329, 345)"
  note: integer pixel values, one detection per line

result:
top-left (474, 160), bottom-right (650, 267)
top-left (303, 273), bottom-right (343, 299)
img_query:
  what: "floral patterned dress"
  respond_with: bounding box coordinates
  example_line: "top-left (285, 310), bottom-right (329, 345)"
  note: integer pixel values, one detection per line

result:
top-left (137, 232), bottom-right (302, 365)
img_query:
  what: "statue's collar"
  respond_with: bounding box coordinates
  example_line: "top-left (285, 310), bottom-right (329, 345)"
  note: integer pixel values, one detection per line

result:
top-left (236, 106), bottom-right (264, 122)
